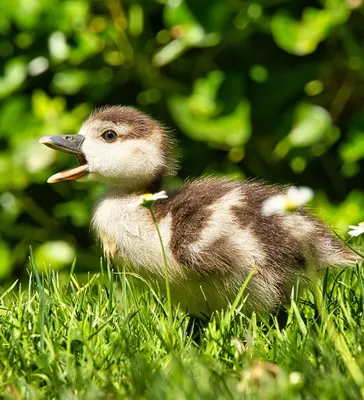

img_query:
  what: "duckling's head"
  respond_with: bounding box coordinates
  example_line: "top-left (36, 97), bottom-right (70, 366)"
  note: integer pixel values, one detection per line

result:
top-left (40, 106), bottom-right (176, 192)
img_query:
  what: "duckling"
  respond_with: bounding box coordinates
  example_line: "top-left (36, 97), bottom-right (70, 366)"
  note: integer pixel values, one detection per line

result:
top-left (39, 106), bottom-right (355, 317)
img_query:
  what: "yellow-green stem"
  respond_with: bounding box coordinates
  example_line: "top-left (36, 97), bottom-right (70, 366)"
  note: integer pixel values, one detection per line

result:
top-left (148, 205), bottom-right (173, 329)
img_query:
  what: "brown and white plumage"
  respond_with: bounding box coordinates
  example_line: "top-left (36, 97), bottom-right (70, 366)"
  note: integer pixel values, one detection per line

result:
top-left (40, 106), bottom-right (355, 317)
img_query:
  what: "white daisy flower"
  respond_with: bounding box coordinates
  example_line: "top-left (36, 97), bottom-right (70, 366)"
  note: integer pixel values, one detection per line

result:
top-left (138, 191), bottom-right (168, 208)
top-left (348, 222), bottom-right (364, 237)
top-left (262, 186), bottom-right (314, 217)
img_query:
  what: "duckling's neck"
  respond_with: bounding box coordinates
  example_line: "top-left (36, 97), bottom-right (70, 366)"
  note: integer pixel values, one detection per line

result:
top-left (107, 173), bottom-right (164, 196)
top-left (142, 175), bottom-right (164, 194)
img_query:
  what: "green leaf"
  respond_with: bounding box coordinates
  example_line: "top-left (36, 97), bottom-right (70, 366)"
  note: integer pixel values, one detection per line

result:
top-left (340, 114), bottom-right (364, 163)
top-left (272, 5), bottom-right (350, 55)
top-left (0, 241), bottom-right (12, 280)
top-left (169, 95), bottom-right (250, 148)
top-left (164, 0), bottom-right (200, 30)
top-left (0, 58), bottom-right (27, 98)
top-left (156, 0), bottom-right (225, 65)
top-left (168, 71), bottom-right (251, 148)
top-left (52, 70), bottom-right (89, 95)
top-left (34, 241), bottom-right (76, 271)
top-left (287, 103), bottom-right (332, 147)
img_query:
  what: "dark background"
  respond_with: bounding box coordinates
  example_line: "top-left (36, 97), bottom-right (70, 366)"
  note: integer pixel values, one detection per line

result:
top-left (0, 0), bottom-right (364, 279)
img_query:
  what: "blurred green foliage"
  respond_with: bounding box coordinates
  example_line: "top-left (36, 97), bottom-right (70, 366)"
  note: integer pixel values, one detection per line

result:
top-left (1, 0), bottom-right (364, 278)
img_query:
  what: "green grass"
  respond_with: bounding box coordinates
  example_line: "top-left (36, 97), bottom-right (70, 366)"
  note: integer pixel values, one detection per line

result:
top-left (0, 254), bottom-right (364, 399)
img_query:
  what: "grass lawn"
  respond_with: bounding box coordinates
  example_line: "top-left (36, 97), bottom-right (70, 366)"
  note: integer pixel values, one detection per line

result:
top-left (0, 252), bottom-right (363, 399)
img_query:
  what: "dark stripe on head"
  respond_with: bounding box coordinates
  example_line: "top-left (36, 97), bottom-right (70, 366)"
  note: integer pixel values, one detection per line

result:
top-left (89, 106), bottom-right (160, 139)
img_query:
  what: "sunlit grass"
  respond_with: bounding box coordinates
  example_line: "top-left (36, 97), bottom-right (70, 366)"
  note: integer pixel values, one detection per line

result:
top-left (0, 253), bottom-right (363, 399)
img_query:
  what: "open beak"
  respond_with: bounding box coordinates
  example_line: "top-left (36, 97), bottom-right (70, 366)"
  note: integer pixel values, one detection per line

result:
top-left (39, 135), bottom-right (89, 183)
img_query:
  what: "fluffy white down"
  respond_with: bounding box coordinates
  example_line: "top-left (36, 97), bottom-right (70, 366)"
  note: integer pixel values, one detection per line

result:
top-left (84, 138), bottom-right (162, 188)
top-left (92, 194), bottom-right (181, 276)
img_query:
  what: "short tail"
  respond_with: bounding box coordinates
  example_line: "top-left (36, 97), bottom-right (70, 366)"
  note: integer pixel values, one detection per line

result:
top-left (318, 240), bottom-right (362, 269)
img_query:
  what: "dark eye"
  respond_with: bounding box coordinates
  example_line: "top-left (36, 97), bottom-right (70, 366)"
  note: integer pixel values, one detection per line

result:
top-left (101, 130), bottom-right (118, 143)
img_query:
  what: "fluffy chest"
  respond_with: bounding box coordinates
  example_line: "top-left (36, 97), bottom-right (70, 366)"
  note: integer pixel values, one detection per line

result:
top-left (91, 196), bottom-right (177, 276)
